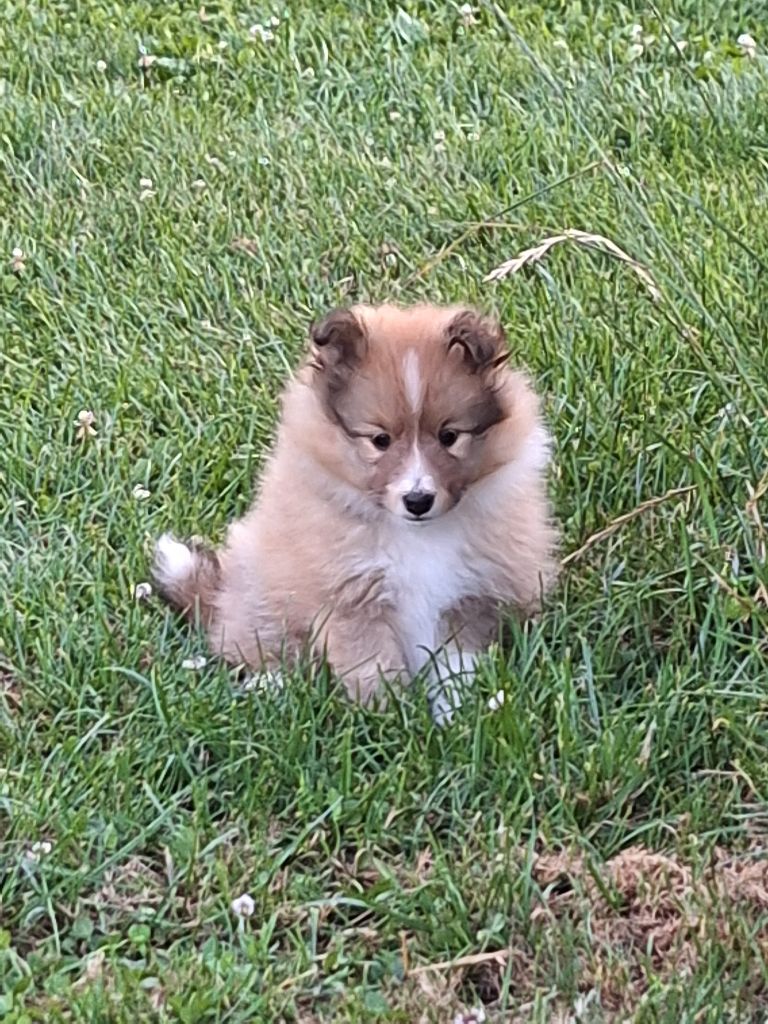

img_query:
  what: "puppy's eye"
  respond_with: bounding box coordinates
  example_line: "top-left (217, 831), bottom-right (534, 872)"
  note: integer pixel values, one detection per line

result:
top-left (371, 433), bottom-right (391, 451)
top-left (438, 428), bottom-right (459, 448)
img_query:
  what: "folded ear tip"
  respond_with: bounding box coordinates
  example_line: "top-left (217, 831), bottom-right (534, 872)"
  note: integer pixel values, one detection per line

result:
top-left (310, 308), bottom-right (361, 345)
top-left (446, 308), bottom-right (506, 370)
top-left (309, 308), bottom-right (367, 375)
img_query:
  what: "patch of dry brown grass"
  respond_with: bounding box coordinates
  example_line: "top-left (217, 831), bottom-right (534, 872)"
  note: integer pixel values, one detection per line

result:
top-left (528, 844), bottom-right (768, 1013)
top-left (402, 844), bottom-right (768, 1021)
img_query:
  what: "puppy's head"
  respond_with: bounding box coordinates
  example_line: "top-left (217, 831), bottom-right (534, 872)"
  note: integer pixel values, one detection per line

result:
top-left (303, 303), bottom-right (541, 522)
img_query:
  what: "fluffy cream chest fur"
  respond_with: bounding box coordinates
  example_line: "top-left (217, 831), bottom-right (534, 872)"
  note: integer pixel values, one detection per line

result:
top-left (371, 519), bottom-right (478, 672)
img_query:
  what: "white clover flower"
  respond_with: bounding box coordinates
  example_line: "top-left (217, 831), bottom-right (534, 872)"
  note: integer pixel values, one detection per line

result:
top-left (250, 23), bottom-right (274, 42)
top-left (75, 409), bottom-right (97, 440)
top-left (132, 484), bottom-right (151, 501)
top-left (134, 582), bottom-right (153, 601)
top-left (487, 690), bottom-right (506, 712)
top-left (25, 840), bottom-right (53, 862)
top-left (459, 4), bottom-right (477, 27)
top-left (96, 60), bottom-right (107, 72)
top-left (181, 655), bottom-right (208, 671)
top-left (10, 246), bottom-right (25, 272)
top-left (230, 893), bottom-right (255, 917)
top-left (717, 401), bottom-right (736, 422)
top-left (453, 1009), bottom-right (486, 1024)
top-left (737, 32), bottom-right (757, 58)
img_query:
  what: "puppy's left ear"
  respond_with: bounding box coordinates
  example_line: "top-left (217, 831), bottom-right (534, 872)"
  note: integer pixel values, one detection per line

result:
top-left (446, 309), bottom-right (508, 373)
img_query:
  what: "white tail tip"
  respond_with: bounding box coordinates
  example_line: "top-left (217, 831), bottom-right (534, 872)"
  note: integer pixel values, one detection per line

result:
top-left (154, 533), bottom-right (196, 587)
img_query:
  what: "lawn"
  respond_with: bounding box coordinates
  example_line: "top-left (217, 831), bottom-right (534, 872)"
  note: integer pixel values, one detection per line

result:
top-left (2, 1), bottom-right (768, 1020)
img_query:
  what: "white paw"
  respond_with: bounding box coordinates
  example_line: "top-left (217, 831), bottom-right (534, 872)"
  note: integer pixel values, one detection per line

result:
top-left (429, 681), bottom-right (463, 727)
top-left (239, 669), bottom-right (285, 694)
top-left (428, 647), bottom-right (478, 725)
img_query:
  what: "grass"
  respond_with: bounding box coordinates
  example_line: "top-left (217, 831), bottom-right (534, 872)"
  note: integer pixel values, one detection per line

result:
top-left (1, 0), bottom-right (768, 1019)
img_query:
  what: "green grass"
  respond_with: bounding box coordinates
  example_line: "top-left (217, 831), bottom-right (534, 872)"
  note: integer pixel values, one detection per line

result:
top-left (2, 0), bottom-right (768, 1019)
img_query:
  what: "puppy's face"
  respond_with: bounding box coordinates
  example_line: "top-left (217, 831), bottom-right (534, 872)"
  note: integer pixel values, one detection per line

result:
top-left (306, 304), bottom-right (526, 522)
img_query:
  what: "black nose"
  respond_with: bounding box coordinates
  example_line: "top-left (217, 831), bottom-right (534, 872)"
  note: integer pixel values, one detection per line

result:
top-left (403, 490), bottom-right (435, 517)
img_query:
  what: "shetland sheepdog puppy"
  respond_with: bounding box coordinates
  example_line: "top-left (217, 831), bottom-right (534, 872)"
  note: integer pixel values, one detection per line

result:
top-left (154, 304), bottom-right (557, 722)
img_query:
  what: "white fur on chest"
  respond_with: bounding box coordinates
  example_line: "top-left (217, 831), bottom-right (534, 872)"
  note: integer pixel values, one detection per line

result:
top-left (379, 522), bottom-right (473, 672)
top-left (333, 434), bottom-right (550, 674)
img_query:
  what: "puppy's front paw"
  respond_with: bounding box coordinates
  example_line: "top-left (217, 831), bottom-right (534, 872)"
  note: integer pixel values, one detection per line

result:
top-left (239, 669), bottom-right (285, 694)
top-left (429, 682), bottom-right (463, 727)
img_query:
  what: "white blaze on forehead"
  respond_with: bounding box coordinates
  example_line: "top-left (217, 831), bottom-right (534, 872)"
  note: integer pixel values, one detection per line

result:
top-left (402, 349), bottom-right (423, 413)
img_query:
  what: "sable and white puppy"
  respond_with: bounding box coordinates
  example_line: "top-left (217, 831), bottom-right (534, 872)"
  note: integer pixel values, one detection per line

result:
top-left (154, 304), bottom-right (558, 722)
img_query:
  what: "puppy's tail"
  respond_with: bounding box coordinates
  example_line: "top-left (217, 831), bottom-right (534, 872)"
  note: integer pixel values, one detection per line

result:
top-left (152, 533), bottom-right (220, 627)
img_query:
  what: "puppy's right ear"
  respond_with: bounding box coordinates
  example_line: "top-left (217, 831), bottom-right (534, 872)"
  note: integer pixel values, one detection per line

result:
top-left (310, 309), bottom-right (367, 376)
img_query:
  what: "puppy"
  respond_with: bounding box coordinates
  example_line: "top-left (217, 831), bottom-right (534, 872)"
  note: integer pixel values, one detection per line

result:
top-left (153, 304), bottom-right (558, 722)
